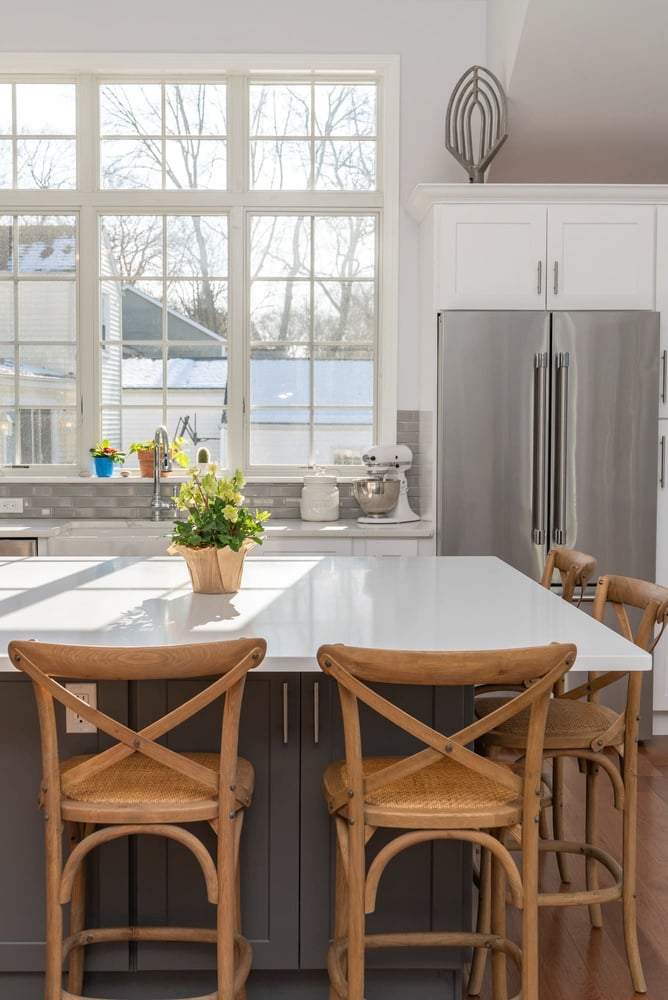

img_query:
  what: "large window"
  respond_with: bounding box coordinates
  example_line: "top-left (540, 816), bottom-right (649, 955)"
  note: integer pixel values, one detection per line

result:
top-left (0, 57), bottom-right (398, 476)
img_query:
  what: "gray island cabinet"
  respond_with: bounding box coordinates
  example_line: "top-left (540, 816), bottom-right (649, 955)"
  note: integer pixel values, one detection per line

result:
top-left (0, 554), bottom-right (650, 999)
top-left (0, 673), bottom-right (463, 1000)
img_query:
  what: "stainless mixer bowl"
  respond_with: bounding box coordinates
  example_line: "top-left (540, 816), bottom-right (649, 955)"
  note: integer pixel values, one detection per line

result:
top-left (352, 477), bottom-right (400, 516)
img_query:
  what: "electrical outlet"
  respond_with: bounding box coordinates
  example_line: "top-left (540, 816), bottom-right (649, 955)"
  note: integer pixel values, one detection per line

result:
top-left (65, 683), bottom-right (97, 734)
top-left (0, 498), bottom-right (23, 513)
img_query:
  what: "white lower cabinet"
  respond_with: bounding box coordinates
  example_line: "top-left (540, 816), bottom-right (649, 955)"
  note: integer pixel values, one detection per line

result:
top-left (355, 537), bottom-right (420, 556)
top-left (252, 537), bottom-right (353, 557)
top-left (654, 422), bottom-right (668, 712)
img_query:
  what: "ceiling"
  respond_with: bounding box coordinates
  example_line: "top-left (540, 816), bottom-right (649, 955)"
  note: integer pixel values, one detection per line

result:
top-left (485, 0), bottom-right (668, 183)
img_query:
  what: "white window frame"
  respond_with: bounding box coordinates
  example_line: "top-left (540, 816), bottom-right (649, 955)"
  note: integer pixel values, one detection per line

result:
top-left (0, 53), bottom-right (399, 479)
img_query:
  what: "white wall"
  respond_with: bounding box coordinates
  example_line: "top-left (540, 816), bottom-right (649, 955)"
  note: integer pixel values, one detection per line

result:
top-left (0, 0), bottom-right (486, 411)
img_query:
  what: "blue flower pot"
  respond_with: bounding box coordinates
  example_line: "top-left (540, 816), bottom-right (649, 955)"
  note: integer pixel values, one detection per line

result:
top-left (94, 456), bottom-right (114, 478)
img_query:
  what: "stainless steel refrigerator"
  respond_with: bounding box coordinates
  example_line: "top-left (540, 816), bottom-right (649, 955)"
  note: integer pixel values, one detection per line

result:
top-left (436, 310), bottom-right (660, 735)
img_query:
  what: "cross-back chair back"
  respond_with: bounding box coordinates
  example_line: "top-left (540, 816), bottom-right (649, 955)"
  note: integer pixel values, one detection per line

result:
top-left (540, 547), bottom-right (598, 606)
top-left (318, 640), bottom-right (576, 1000)
top-left (9, 636), bottom-right (266, 1000)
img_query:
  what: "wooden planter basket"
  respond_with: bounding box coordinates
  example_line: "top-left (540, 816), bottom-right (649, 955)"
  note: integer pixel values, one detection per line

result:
top-left (169, 539), bottom-right (256, 593)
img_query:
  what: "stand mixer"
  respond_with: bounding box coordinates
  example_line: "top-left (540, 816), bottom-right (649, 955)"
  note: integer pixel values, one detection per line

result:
top-left (353, 444), bottom-right (420, 524)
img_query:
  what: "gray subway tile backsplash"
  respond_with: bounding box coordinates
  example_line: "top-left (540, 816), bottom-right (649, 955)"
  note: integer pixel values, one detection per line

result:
top-left (0, 411), bottom-right (427, 521)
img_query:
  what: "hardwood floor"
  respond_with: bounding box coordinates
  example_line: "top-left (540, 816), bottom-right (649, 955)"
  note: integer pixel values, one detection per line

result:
top-left (465, 737), bottom-right (668, 1000)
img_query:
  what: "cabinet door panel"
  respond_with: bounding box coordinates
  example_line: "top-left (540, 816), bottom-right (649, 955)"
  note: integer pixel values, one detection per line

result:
top-left (300, 675), bottom-right (470, 970)
top-left (436, 204), bottom-right (546, 309)
top-left (134, 673), bottom-right (300, 971)
top-left (547, 205), bottom-right (655, 309)
top-left (0, 680), bottom-right (130, 974)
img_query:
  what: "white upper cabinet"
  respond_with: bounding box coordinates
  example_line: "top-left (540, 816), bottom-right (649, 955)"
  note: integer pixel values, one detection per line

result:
top-left (434, 202), bottom-right (655, 311)
top-left (654, 207), bottom-right (668, 418)
top-left (436, 204), bottom-right (546, 309)
top-left (546, 205), bottom-right (655, 310)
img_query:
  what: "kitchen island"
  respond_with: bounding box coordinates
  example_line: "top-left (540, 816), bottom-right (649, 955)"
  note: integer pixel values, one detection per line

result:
top-left (0, 555), bottom-right (649, 1000)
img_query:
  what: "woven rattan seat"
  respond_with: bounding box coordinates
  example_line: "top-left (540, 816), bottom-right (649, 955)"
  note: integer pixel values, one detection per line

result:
top-left (318, 641), bottom-right (576, 1000)
top-left (471, 575), bottom-right (668, 997)
top-left (59, 753), bottom-right (254, 826)
top-left (324, 755), bottom-right (519, 816)
top-left (9, 636), bottom-right (266, 1000)
top-left (475, 696), bottom-right (617, 742)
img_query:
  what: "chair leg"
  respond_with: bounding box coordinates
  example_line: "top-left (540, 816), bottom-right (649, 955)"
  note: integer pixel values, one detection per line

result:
top-left (584, 760), bottom-right (603, 928)
top-left (551, 756), bottom-right (570, 883)
top-left (520, 821), bottom-right (540, 1000)
top-left (329, 827), bottom-right (348, 1000)
top-left (66, 822), bottom-right (88, 997)
top-left (234, 838), bottom-right (246, 1000)
top-left (44, 810), bottom-right (64, 1000)
top-left (489, 845), bottom-right (508, 1000)
top-left (468, 845), bottom-right (491, 996)
top-left (345, 818), bottom-right (366, 1000)
top-left (217, 812), bottom-right (237, 1000)
top-left (621, 757), bottom-right (647, 993)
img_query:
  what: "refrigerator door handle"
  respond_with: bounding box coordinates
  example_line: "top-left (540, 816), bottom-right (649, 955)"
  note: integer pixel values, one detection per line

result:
top-left (532, 352), bottom-right (548, 544)
top-left (553, 351), bottom-right (570, 544)
top-left (660, 435), bottom-right (666, 490)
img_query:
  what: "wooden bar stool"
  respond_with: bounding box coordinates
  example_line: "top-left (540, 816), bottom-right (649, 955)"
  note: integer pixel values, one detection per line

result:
top-left (318, 640), bottom-right (576, 1000)
top-left (471, 575), bottom-right (668, 996)
top-left (9, 636), bottom-right (266, 1000)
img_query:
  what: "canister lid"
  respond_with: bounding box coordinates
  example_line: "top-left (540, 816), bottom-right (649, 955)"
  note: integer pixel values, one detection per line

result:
top-left (303, 473), bottom-right (338, 486)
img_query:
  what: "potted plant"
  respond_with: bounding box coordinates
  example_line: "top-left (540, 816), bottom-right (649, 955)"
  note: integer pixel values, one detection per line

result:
top-left (129, 437), bottom-right (190, 478)
top-left (89, 440), bottom-right (125, 477)
top-left (168, 467), bottom-right (270, 593)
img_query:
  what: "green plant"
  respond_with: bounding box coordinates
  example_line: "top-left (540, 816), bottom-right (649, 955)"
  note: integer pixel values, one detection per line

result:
top-left (89, 440), bottom-right (125, 463)
top-left (171, 467), bottom-right (270, 552)
top-left (129, 437), bottom-right (190, 468)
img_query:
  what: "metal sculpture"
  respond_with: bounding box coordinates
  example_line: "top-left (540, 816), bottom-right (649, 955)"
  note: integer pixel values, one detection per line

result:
top-left (445, 65), bottom-right (508, 183)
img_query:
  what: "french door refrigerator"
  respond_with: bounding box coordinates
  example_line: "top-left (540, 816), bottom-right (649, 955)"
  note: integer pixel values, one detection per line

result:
top-left (437, 310), bottom-right (660, 735)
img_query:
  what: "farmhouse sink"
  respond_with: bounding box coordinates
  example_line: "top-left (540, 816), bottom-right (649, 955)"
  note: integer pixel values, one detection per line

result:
top-left (48, 519), bottom-right (178, 556)
top-left (58, 519), bottom-right (177, 536)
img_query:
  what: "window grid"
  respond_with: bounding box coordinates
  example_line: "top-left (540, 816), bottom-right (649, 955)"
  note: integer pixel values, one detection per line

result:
top-left (0, 60), bottom-right (397, 477)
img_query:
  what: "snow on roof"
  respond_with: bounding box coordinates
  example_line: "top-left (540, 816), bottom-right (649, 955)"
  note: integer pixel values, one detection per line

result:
top-left (123, 357), bottom-right (228, 390)
top-left (13, 235), bottom-right (76, 274)
top-left (122, 357), bottom-right (372, 423)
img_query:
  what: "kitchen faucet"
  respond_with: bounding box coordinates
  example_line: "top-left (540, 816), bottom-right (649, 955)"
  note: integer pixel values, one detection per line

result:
top-left (150, 426), bottom-right (175, 522)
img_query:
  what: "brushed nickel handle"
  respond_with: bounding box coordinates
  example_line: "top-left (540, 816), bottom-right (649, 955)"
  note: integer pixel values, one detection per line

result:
top-left (282, 682), bottom-right (289, 744)
top-left (662, 350), bottom-right (667, 405)
top-left (553, 351), bottom-right (569, 544)
top-left (532, 352), bottom-right (548, 544)
top-left (313, 681), bottom-right (319, 745)
top-left (661, 436), bottom-right (666, 490)
top-left (553, 261), bottom-right (559, 295)
top-left (537, 260), bottom-right (542, 295)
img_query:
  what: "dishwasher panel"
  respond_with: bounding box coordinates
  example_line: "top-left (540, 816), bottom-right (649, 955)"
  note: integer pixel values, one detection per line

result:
top-left (0, 538), bottom-right (38, 556)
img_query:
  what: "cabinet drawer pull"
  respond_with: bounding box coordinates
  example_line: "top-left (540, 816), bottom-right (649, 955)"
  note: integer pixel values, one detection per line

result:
top-left (553, 261), bottom-right (559, 295)
top-left (282, 682), bottom-right (289, 744)
top-left (662, 350), bottom-right (667, 405)
top-left (537, 260), bottom-right (542, 295)
top-left (661, 436), bottom-right (666, 490)
top-left (313, 681), bottom-right (319, 745)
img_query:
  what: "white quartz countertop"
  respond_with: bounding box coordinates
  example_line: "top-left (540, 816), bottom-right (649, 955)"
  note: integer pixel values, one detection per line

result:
top-left (0, 518), bottom-right (433, 539)
top-left (0, 554), bottom-right (649, 674)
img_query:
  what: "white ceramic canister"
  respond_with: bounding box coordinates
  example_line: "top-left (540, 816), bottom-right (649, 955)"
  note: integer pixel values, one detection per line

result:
top-left (300, 472), bottom-right (340, 521)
